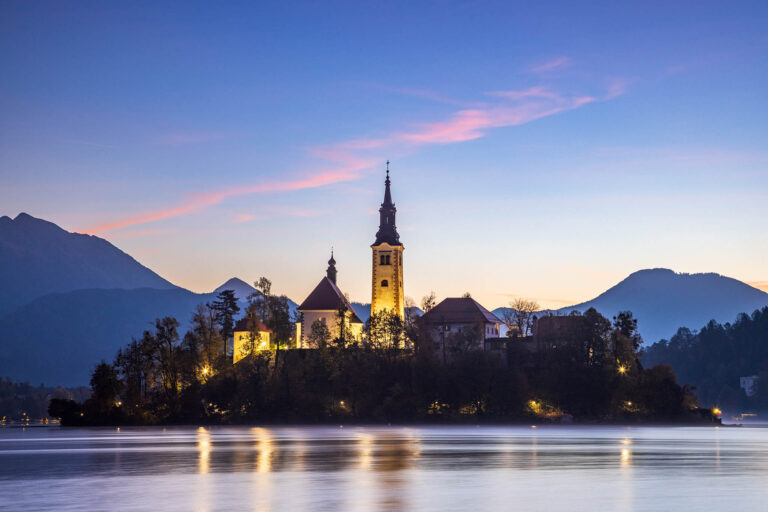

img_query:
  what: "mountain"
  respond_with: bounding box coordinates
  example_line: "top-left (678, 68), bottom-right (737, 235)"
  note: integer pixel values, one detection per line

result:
top-left (213, 277), bottom-right (258, 300)
top-left (0, 287), bottom-right (221, 386)
top-left (494, 269), bottom-right (768, 344)
top-left (0, 213), bottom-right (176, 316)
top-left (212, 277), bottom-right (299, 312)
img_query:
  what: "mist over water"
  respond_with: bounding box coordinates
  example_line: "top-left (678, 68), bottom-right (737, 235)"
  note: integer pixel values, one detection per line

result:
top-left (1, 425), bottom-right (767, 511)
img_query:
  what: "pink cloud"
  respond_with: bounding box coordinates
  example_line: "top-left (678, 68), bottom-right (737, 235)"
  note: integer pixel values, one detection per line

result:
top-left (605, 78), bottom-right (630, 99)
top-left (81, 160), bottom-right (371, 234)
top-left (234, 213), bottom-right (258, 223)
top-left (82, 77), bottom-right (623, 234)
top-left (529, 56), bottom-right (572, 74)
top-left (107, 228), bottom-right (175, 238)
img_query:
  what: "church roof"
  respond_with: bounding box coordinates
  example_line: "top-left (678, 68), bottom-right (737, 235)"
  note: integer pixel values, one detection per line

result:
top-left (373, 168), bottom-right (402, 246)
top-left (298, 277), bottom-right (363, 323)
top-left (421, 297), bottom-right (502, 325)
top-left (233, 316), bottom-right (271, 333)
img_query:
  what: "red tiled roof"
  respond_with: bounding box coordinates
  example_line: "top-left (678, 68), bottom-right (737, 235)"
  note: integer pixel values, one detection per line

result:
top-left (298, 277), bottom-right (363, 324)
top-left (421, 297), bottom-right (502, 324)
top-left (233, 316), bottom-right (271, 333)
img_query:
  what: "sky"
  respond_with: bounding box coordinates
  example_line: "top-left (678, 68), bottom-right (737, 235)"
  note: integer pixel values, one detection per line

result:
top-left (1, 1), bottom-right (767, 308)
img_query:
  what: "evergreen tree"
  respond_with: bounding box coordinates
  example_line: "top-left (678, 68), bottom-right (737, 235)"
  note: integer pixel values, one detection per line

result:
top-left (212, 289), bottom-right (241, 355)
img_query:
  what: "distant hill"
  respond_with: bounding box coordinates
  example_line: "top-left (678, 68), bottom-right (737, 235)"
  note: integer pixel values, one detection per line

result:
top-left (0, 281), bottom-right (300, 386)
top-left (212, 277), bottom-right (299, 314)
top-left (213, 277), bottom-right (258, 300)
top-left (0, 287), bottom-right (220, 386)
top-left (0, 213), bottom-right (176, 316)
top-left (494, 269), bottom-right (768, 343)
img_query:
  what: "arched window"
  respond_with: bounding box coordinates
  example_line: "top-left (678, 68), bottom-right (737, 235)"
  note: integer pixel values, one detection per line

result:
top-left (381, 279), bottom-right (389, 287)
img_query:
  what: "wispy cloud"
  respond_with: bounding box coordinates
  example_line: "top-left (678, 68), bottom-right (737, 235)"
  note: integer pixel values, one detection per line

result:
top-left (529, 56), bottom-right (571, 74)
top-left (106, 228), bottom-right (175, 238)
top-left (234, 213), bottom-right (260, 223)
top-left (81, 78), bottom-right (624, 234)
top-left (81, 158), bottom-right (371, 234)
top-left (320, 85), bottom-right (603, 153)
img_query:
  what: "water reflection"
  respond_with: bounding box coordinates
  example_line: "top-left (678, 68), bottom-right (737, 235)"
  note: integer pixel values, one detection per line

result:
top-left (1, 425), bottom-right (768, 511)
top-left (252, 427), bottom-right (273, 474)
top-left (197, 427), bottom-right (211, 474)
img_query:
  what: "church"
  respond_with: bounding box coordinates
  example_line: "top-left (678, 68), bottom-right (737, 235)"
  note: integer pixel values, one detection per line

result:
top-left (232, 162), bottom-right (505, 360)
top-left (295, 165), bottom-right (405, 347)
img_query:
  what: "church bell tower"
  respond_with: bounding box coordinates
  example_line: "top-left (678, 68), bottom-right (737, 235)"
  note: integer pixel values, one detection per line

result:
top-left (371, 162), bottom-right (404, 319)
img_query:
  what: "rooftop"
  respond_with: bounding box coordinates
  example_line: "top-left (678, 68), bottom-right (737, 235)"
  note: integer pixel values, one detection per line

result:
top-left (421, 297), bottom-right (502, 324)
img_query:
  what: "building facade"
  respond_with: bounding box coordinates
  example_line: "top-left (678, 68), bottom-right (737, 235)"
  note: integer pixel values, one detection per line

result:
top-left (371, 167), bottom-right (404, 320)
top-left (421, 297), bottom-right (503, 356)
top-left (296, 253), bottom-right (363, 347)
top-left (232, 316), bottom-right (272, 363)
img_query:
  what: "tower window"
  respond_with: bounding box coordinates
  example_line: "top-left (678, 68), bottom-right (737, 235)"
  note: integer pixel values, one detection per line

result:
top-left (381, 280), bottom-right (389, 287)
top-left (380, 254), bottom-right (391, 265)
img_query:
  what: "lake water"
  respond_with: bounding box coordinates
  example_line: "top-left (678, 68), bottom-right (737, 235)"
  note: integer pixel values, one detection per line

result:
top-left (1, 425), bottom-right (767, 511)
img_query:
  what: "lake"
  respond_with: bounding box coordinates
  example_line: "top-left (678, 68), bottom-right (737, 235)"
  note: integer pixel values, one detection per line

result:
top-left (1, 425), bottom-right (767, 511)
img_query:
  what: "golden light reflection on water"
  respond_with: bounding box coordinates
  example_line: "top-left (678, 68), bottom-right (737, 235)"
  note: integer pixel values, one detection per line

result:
top-left (197, 427), bottom-right (211, 475)
top-left (252, 427), bottom-right (274, 474)
top-left (357, 432), bottom-right (374, 471)
top-left (3, 426), bottom-right (768, 511)
top-left (620, 448), bottom-right (631, 467)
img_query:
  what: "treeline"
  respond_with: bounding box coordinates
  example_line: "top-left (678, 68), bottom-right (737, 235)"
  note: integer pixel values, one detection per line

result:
top-left (0, 378), bottom-right (88, 422)
top-left (48, 286), bottom-right (715, 425)
top-left (642, 306), bottom-right (768, 412)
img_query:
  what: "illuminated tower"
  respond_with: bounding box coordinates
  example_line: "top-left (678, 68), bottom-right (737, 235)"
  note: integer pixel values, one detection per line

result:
top-left (371, 162), bottom-right (404, 319)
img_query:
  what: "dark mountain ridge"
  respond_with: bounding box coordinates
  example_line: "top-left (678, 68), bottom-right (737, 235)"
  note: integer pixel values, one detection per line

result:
top-left (0, 213), bottom-right (176, 316)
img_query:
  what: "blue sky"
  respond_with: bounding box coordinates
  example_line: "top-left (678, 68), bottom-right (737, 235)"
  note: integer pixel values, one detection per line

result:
top-left (1, 1), bottom-right (767, 307)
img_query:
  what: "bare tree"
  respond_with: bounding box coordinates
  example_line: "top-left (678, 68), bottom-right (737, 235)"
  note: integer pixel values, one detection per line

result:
top-left (507, 298), bottom-right (540, 337)
top-left (420, 292), bottom-right (437, 313)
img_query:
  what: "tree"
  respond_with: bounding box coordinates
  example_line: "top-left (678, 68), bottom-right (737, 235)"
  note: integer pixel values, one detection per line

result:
top-left (183, 304), bottom-right (224, 372)
top-left (237, 302), bottom-right (266, 359)
top-left (308, 319), bottom-right (332, 349)
top-left (507, 298), bottom-right (540, 337)
top-left (141, 317), bottom-right (182, 411)
top-left (334, 296), bottom-right (352, 348)
top-left (212, 289), bottom-right (241, 355)
top-left (366, 310), bottom-right (405, 349)
top-left (446, 323), bottom-right (483, 354)
top-left (90, 361), bottom-right (123, 408)
top-left (420, 292), bottom-right (437, 313)
top-left (253, 277), bottom-right (294, 368)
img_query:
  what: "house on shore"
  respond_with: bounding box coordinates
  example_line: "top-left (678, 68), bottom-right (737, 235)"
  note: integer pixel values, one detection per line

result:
top-left (421, 297), bottom-right (503, 356)
top-left (232, 315), bottom-right (272, 363)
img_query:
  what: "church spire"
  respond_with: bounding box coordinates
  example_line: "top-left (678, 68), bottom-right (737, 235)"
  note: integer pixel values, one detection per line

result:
top-left (373, 161), bottom-right (401, 246)
top-left (383, 160), bottom-right (393, 207)
top-left (326, 249), bottom-right (337, 283)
